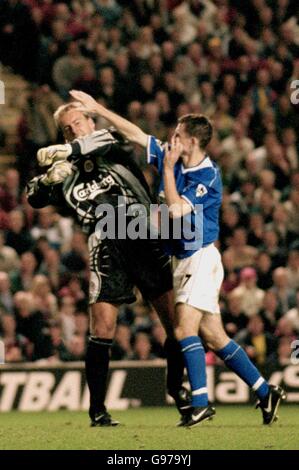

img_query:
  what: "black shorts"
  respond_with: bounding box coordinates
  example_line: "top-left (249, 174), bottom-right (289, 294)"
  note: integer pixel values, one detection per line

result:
top-left (88, 233), bottom-right (173, 304)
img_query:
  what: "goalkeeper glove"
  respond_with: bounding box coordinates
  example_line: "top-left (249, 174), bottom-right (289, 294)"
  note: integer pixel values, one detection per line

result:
top-left (37, 143), bottom-right (72, 167)
top-left (41, 160), bottom-right (73, 186)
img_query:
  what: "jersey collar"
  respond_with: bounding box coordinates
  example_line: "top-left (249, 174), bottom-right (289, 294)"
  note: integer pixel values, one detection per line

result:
top-left (181, 155), bottom-right (212, 174)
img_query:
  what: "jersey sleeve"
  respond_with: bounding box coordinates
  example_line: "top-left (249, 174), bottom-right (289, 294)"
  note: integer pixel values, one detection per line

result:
top-left (26, 176), bottom-right (63, 209)
top-left (180, 168), bottom-right (219, 212)
top-left (146, 135), bottom-right (165, 174)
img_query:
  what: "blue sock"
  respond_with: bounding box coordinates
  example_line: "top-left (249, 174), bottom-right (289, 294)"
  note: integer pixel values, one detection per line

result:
top-left (180, 336), bottom-right (208, 407)
top-left (216, 340), bottom-right (269, 400)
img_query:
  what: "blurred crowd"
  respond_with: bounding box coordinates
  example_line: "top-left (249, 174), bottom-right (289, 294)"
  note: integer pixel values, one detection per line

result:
top-left (0, 0), bottom-right (299, 368)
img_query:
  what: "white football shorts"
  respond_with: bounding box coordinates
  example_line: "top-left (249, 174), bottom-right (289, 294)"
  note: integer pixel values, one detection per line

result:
top-left (172, 243), bottom-right (224, 314)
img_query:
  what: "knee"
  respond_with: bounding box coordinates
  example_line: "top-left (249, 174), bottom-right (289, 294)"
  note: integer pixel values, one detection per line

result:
top-left (174, 325), bottom-right (184, 341)
top-left (174, 324), bottom-right (196, 341)
top-left (90, 312), bottom-right (116, 339)
top-left (200, 326), bottom-right (229, 352)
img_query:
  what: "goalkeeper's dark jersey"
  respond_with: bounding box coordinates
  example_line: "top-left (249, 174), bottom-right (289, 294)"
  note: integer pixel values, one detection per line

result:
top-left (27, 129), bottom-right (154, 235)
top-left (27, 130), bottom-right (172, 304)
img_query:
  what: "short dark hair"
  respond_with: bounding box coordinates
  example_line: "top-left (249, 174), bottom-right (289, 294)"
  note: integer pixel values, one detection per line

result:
top-left (178, 114), bottom-right (213, 150)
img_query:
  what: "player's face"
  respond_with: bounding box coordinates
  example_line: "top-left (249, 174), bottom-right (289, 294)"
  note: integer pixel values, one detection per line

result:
top-left (173, 123), bottom-right (193, 157)
top-left (60, 109), bottom-right (95, 142)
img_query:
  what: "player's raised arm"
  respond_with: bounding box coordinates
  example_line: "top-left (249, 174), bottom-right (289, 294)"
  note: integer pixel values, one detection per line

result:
top-left (163, 137), bottom-right (192, 218)
top-left (69, 90), bottom-right (148, 148)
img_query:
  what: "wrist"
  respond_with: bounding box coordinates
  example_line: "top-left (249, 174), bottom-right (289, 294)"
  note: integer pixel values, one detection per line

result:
top-left (40, 174), bottom-right (50, 186)
top-left (163, 164), bottom-right (175, 173)
top-left (64, 143), bottom-right (72, 156)
top-left (95, 102), bottom-right (104, 115)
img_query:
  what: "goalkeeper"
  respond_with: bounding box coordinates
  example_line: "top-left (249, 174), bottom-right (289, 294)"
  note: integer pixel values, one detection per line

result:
top-left (26, 101), bottom-right (190, 427)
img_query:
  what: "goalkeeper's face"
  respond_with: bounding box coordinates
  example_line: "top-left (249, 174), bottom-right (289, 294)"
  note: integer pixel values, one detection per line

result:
top-left (60, 109), bottom-right (95, 142)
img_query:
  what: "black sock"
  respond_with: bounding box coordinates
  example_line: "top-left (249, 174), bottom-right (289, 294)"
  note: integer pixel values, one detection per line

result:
top-left (85, 337), bottom-right (112, 420)
top-left (164, 337), bottom-right (185, 399)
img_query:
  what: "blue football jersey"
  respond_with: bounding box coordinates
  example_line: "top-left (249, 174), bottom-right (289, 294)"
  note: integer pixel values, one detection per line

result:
top-left (147, 135), bottom-right (222, 259)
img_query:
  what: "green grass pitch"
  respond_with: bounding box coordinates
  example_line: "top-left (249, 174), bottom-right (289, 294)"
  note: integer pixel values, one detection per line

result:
top-left (0, 406), bottom-right (298, 450)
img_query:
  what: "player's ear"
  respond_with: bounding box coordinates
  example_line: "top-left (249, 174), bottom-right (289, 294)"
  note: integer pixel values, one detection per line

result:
top-left (191, 136), bottom-right (199, 148)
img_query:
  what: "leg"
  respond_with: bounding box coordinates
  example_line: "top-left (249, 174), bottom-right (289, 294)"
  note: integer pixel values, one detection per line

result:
top-left (199, 313), bottom-right (270, 398)
top-left (199, 313), bottom-right (286, 424)
top-left (129, 239), bottom-right (188, 413)
top-left (174, 303), bottom-right (208, 407)
top-left (85, 301), bottom-right (119, 425)
top-left (151, 290), bottom-right (190, 414)
top-left (174, 303), bottom-right (215, 426)
top-left (151, 289), bottom-right (175, 337)
top-left (86, 234), bottom-right (135, 425)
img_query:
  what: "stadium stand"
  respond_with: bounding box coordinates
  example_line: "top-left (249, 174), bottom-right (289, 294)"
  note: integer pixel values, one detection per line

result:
top-left (0, 0), bottom-right (298, 368)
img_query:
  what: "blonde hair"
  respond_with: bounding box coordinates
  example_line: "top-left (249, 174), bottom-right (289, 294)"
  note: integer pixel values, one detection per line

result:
top-left (53, 101), bottom-right (91, 128)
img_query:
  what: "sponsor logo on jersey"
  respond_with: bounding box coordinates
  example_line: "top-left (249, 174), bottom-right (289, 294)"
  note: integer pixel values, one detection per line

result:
top-left (74, 176), bottom-right (116, 201)
top-left (196, 184), bottom-right (208, 197)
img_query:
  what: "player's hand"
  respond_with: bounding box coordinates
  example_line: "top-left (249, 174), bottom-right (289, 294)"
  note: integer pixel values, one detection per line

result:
top-left (69, 89), bottom-right (103, 115)
top-left (37, 144), bottom-right (72, 167)
top-left (164, 137), bottom-right (183, 170)
top-left (41, 160), bottom-right (73, 186)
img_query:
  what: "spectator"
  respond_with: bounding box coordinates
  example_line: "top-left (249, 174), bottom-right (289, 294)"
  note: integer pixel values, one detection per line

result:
top-left (232, 267), bottom-right (265, 318)
top-left (259, 290), bottom-right (282, 334)
top-left (14, 291), bottom-right (52, 360)
top-left (10, 251), bottom-right (37, 294)
top-left (0, 230), bottom-right (19, 272)
top-left (0, 168), bottom-right (21, 212)
top-left (0, 272), bottom-right (14, 314)
top-left (0, 313), bottom-right (30, 362)
top-left (221, 121), bottom-right (254, 170)
top-left (247, 213), bottom-right (265, 248)
top-left (275, 336), bottom-right (294, 366)
top-left (66, 333), bottom-right (86, 361)
top-left (271, 267), bottom-right (297, 314)
top-left (286, 250), bottom-right (299, 290)
top-left (130, 332), bottom-right (157, 361)
top-left (17, 85), bottom-right (62, 180)
top-left (31, 206), bottom-right (70, 250)
top-left (284, 291), bottom-right (299, 334)
top-left (61, 231), bottom-right (88, 274)
top-left (30, 274), bottom-right (58, 320)
top-left (284, 189), bottom-right (299, 241)
top-left (38, 248), bottom-right (65, 291)
top-left (111, 323), bottom-right (133, 360)
top-left (256, 252), bottom-right (274, 290)
top-left (49, 320), bottom-right (71, 361)
top-left (224, 228), bottom-right (258, 270)
top-left (52, 41), bottom-right (89, 99)
top-left (58, 295), bottom-right (76, 343)
top-left (5, 209), bottom-right (33, 255)
top-left (222, 292), bottom-right (249, 338)
top-left (242, 315), bottom-right (277, 366)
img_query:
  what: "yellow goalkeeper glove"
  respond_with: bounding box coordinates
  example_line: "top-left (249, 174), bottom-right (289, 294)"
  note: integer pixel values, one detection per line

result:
top-left (37, 144), bottom-right (72, 167)
top-left (41, 160), bottom-right (73, 186)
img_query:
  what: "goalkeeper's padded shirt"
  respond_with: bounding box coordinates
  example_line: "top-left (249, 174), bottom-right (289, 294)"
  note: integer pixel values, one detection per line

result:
top-left (147, 135), bottom-right (223, 259)
top-left (27, 130), bottom-right (154, 235)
